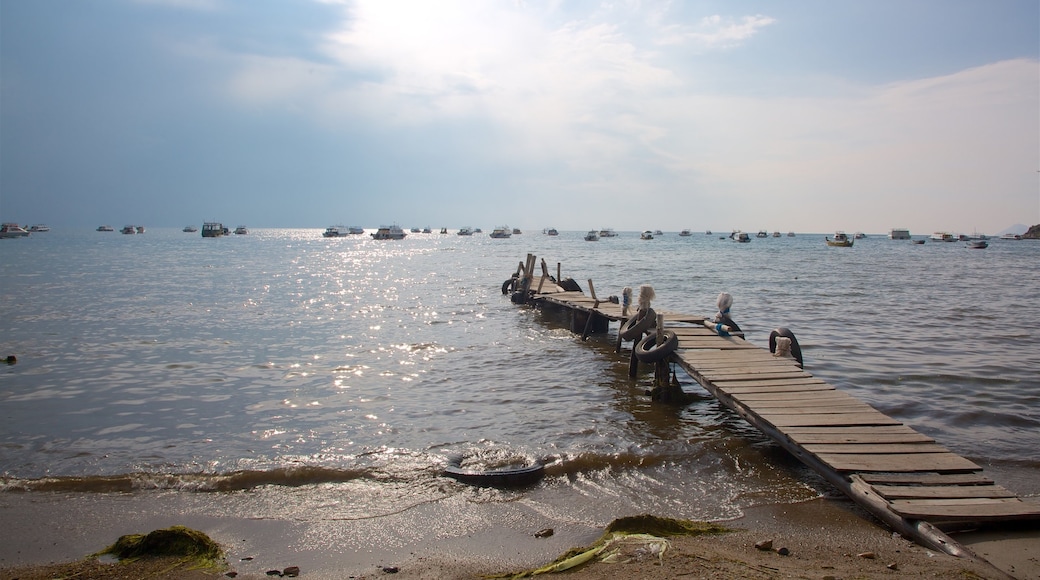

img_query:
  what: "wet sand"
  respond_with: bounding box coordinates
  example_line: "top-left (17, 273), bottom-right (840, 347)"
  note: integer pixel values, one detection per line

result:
top-left (1, 489), bottom-right (1036, 579)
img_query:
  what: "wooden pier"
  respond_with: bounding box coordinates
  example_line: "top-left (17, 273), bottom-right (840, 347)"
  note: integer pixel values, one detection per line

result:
top-left (507, 254), bottom-right (1039, 571)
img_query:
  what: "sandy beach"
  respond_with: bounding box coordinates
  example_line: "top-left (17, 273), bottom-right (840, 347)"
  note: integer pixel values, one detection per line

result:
top-left (2, 488), bottom-right (1037, 580)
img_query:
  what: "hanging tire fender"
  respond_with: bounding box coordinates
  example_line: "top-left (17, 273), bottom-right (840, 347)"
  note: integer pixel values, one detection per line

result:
top-left (634, 330), bottom-right (678, 363)
top-left (502, 277), bottom-right (517, 294)
top-left (620, 307), bottom-right (657, 341)
top-left (769, 327), bottom-right (803, 368)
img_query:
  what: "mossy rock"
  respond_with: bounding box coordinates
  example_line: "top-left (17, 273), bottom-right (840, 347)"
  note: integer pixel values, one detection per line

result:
top-left (603, 514), bottom-right (731, 537)
top-left (97, 525), bottom-right (224, 564)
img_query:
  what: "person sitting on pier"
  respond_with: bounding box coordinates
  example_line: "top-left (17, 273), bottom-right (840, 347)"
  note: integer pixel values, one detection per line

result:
top-left (713, 292), bottom-right (741, 333)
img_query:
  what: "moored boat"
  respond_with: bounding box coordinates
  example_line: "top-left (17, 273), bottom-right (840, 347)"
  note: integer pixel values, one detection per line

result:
top-left (756, 230), bottom-right (768, 238)
top-left (1, 223), bottom-right (31, 238)
top-left (967, 239), bottom-right (988, 249)
top-left (678, 229), bottom-right (692, 236)
top-left (347, 226), bottom-right (365, 235)
top-left (889, 228), bottom-right (911, 240)
top-left (598, 228), bottom-right (617, 238)
top-left (930, 232), bottom-right (955, 242)
top-left (489, 226), bottom-right (512, 239)
top-left (457, 227), bottom-right (473, 236)
top-left (234, 226), bottom-right (248, 235)
top-left (371, 225), bottom-right (407, 240)
top-left (183, 225), bottom-right (198, 233)
top-left (97, 225), bottom-right (114, 232)
top-left (544, 227), bottom-right (558, 236)
top-left (584, 230), bottom-right (600, 241)
top-left (825, 231), bottom-right (854, 247)
top-left (640, 230), bottom-right (654, 240)
top-left (120, 225), bottom-right (136, 234)
top-left (323, 225), bottom-right (345, 237)
top-left (729, 230), bottom-right (750, 243)
top-left (29, 224), bottom-right (50, 232)
top-left (202, 222), bottom-right (225, 237)
top-left (135, 226), bottom-right (145, 234)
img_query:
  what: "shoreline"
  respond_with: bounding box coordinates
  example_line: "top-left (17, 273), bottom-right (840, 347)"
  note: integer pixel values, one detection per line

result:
top-left (2, 490), bottom-right (1035, 579)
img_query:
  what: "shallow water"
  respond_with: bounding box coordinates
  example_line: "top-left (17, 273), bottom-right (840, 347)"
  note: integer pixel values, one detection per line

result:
top-left (1, 228), bottom-right (1037, 526)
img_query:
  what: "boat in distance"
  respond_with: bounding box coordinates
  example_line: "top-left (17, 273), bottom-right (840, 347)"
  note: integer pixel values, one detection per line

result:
top-left (640, 231), bottom-right (654, 240)
top-left (1, 223), bottom-right (31, 238)
top-left (183, 225), bottom-right (198, 233)
top-left (234, 226), bottom-right (249, 235)
top-left (489, 226), bottom-right (512, 239)
top-left (598, 228), bottom-right (617, 238)
top-left (29, 224), bottom-right (50, 232)
top-left (678, 229), bottom-right (692, 236)
top-left (826, 232), bottom-right (854, 247)
top-left (889, 228), bottom-right (911, 240)
top-left (457, 227), bottom-right (473, 236)
top-left (323, 225), bottom-right (346, 237)
top-left (96, 225), bottom-right (114, 232)
top-left (584, 230), bottom-right (600, 241)
top-left (202, 222), bottom-right (226, 237)
top-left (371, 225), bottom-right (407, 240)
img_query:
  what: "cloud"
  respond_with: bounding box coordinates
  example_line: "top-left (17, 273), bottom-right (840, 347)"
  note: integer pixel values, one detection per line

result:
top-left (657, 14), bottom-right (777, 48)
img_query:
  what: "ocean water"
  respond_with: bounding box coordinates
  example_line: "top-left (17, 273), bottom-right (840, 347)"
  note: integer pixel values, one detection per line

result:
top-left (1, 228), bottom-right (1038, 528)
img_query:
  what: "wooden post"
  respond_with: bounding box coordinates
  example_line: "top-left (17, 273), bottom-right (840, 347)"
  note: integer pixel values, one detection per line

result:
top-left (629, 345), bottom-right (638, 377)
top-left (654, 313), bottom-right (667, 387)
top-left (587, 279), bottom-right (599, 307)
top-left (557, 263), bottom-right (561, 284)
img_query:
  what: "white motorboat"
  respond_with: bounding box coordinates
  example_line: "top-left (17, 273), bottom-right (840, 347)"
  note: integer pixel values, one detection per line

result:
top-left (457, 227), bottom-right (473, 236)
top-left (97, 225), bottom-right (114, 232)
top-left (120, 225), bottom-right (136, 234)
top-left (183, 225), bottom-right (198, 233)
top-left (598, 228), bottom-right (617, 238)
top-left (323, 225), bottom-right (345, 237)
top-left (678, 229), bottom-right (692, 236)
top-left (371, 225), bottom-right (407, 240)
top-left (584, 230), bottom-right (600, 241)
top-left (234, 226), bottom-right (249, 235)
top-left (1, 223), bottom-right (30, 238)
top-left (489, 226), bottom-right (512, 239)
top-left (29, 224), bottom-right (49, 232)
top-left (640, 231), bottom-right (654, 240)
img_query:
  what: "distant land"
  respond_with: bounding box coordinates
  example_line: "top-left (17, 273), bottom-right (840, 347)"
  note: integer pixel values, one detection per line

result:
top-left (998, 224), bottom-right (1030, 235)
top-left (1022, 224), bottom-right (1040, 239)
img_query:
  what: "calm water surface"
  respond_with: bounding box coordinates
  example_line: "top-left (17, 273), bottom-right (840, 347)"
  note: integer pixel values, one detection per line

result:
top-left (1, 228), bottom-right (1037, 526)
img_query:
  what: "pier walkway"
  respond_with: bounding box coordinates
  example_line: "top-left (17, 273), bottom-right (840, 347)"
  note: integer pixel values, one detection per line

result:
top-left (509, 255), bottom-right (1039, 565)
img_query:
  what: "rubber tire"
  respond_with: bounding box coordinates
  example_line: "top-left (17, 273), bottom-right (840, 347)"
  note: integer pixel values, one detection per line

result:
top-left (769, 327), bottom-right (803, 368)
top-left (620, 307), bottom-right (656, 341)
top-left (634, 330), bottom-right (678, 363)
top-left (443, 456), bottom-right (545, 488)
top-left (502, 278), bottom-right (516, 294)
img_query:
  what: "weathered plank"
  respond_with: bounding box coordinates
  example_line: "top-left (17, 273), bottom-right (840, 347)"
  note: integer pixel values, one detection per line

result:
top-left (786, 431), bottom-right (935, 445)
top-left (760, 412), bottom-right (903, 427)
top-left (871, 484), bottom-right (1017, 500)
top-left (719, 383), bottom-right (836, 394)
top-left (889, 498), bottom-right (1040, 521)
top-left (804, 442), bottom-right (950, 454)
top-left (856, 472), bottom-right (992, 486)
top-left (816, 452), bottom-right (980, 473)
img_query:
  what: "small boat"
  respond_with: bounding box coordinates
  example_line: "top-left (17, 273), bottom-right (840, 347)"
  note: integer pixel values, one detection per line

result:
top-left (756, 230), bottom-right (768, 238)
top-left (640, 231), bottom-right (654, 240)
top-left (931, 232), bottom-right (956, 242)
top-left (97, 225), bottom-right (114, 232)
top-left (598, 228), bottom-right (617, 238)
top-left (889, 228), bottom-right (911, 240)
top-left (457, 227), bottom-right (473, 236)
top-left (323, 225), bottom-right (345, 237)
top-left (0, 223), bottom-right (30, 238)
top-left (705, 230), bottom-right (712, 235)
top-left (825, 232), bottom-right (854, 247)
top-left (183, 225), bottom-right (198, 233)
top-left (544, 227), bottom-right (558, 236)
top-left (347, 226), bottom-right (365, 235)
top-left (854, 232), bottom-right (865, 239)
top-left (136, 226), bottom-right (145, 234)
top-left (967, 239), bottom-right (988, 249)
top-left (234, 226), bottom-right (248, 235)
top-left (489, 226), bottom-right (512, 239)
top-left (787, 231), bottom-right (795, 237)
top-left (653, 229), bottom-right (663, 236)
top-left (422, 227), bottom-right (432, 234)
top-left (120, 225), bottom-right (137, 234)
top-left (440, 227), bottom-right (448, 234)
top-left (678, 229), bottom-right (692, 236)
top-left (584, 230), bottom-right (600, 241)
top-left (473, 228), bottom-right (482, 233)
top-left (371, 225), bottom-right (407, 240)
top-left (730, 231), bottom-right (750, 243)
top-left (29, 224), bottom-right (50, 232)
top-left (1000, 233), bottom-right (1021, 240)
top-left (772, 231), bottom-right (781, 238)
top-left (410, 227), bottom-right (421, 233)
top-left (512, 228), bottom-right (522, 235)
top-left (202, 222), bottom-right (225, 237)
top-left (912, 238), bottom-right (925, 244)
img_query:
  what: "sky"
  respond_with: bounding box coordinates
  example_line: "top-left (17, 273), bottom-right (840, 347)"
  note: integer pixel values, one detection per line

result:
top-left (2, 0), bottom-right (1038, 234)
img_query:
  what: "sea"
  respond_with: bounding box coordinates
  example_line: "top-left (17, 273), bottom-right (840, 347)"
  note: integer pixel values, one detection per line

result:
top-left (1, 228), bottom-right (1038, 540)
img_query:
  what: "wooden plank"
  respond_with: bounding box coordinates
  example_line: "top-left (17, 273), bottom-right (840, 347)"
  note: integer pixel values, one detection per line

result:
top-left (733, 391), bottom-right (861, 403)
top-left (804, 442), bottom-right (950, 454)
top-left (871, 484), bottom-right (1017, 500)
top-left (788, 431), bottom-right (935, 445)
top-left (815, 452), bottom-right (980, 473)
top-left (708, 371), bottom-right (814, 382)
top-left (889, 499), bottom-right (1040, 521)
top-left (756, 405), bottom-right (880, 416)
top-left (761, 412), bottom-right (903, 427)
top-left (782, 425), bottom-right (921, 435)
top-left (738, 398), bottom-right (869, 409)
top-left (710, 377), bottom-right (829, 388)
top-left (857, 472), bottom-right (991, 486)
top-left (719, 383), bottom-right (836, 394)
